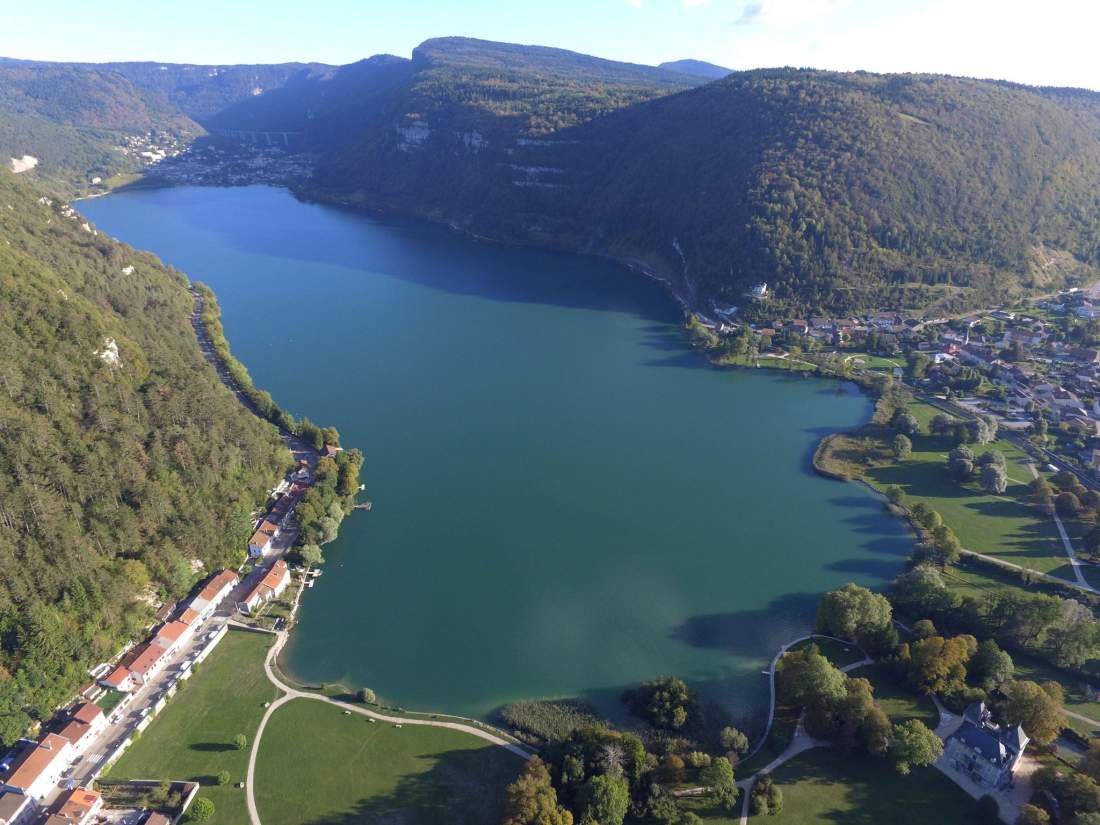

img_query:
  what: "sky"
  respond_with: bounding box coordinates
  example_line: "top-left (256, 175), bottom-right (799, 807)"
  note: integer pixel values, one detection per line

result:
top-left (2, 0), bottom-right (1098, 91)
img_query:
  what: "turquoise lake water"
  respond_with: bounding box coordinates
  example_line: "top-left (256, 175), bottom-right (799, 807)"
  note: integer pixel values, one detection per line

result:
top-left (82, 185), bottom-right (912, 725)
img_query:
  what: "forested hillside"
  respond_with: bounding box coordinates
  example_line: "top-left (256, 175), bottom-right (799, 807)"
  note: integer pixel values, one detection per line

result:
top-left (0, 169), bottom-right (289, 745)
top-left (0, 63), bottom-right (201, 192)
top-left (7, 38), bottom-right (1100, 315)
top-left (303, 54), bottom-right (1100, 315)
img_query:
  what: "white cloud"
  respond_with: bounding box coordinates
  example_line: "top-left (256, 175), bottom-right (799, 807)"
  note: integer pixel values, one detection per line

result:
top-left (735, 0), bottom-right (852, 27)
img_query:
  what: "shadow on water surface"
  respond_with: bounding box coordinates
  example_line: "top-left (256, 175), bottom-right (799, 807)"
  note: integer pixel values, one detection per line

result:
top-left (88, 185), bottom-right (682, 321)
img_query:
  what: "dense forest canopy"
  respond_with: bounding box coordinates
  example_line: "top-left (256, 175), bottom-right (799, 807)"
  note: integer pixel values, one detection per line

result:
top-left (0, 169), bottom-right (288, 745)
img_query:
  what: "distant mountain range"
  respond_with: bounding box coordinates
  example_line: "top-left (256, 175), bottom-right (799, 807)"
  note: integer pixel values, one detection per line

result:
top-left (658, 59), bottom-right (732, 79)
top-left (4, 36), bottom-right (1100, 315)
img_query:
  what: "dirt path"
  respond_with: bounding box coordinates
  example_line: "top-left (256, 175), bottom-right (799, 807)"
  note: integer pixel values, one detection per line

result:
top-left (1025, 462), bottom-right (1095, 591)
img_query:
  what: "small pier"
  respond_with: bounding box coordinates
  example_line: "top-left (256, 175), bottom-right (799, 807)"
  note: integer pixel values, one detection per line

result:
top-left (353, 502), bottom-right (373, 512)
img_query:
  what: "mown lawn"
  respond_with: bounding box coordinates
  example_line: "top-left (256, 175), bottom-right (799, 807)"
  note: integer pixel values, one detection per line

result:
top-left (864, 401), bottom-right (1071, 578)
top-left (789, 637), bottom-right (867, 669)
top-left (254, 699), bottom-right (523, 825)
top-left (847, 664), bottom-right (939, 728)
top-left (102, 628), bottom-right (277, 825)
top-left (751, 748), bottom-right (980, 824)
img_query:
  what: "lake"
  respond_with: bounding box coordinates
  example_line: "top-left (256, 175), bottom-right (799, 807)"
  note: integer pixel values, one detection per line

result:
top-left (81, 184), bottom-right (912, 726)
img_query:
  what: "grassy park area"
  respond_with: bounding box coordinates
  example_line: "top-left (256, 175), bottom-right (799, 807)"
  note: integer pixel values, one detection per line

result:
top-left (751, 748), bottom-right (980, 824)
top-left (101, 628), bottom-right (277, 824)
top-left (789, 637), bottom-right (867, 670)
top-left (864, 401), bottom-right (1073, 578)
top-left (253, 699), bottom-right (522, 825)
top-left (848, 664), bottom-right (939, 728)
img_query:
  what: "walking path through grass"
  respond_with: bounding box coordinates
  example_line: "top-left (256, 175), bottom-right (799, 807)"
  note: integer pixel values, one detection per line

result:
top-left (245, 628), bottom-right (531, 825)
top-left (1025, 461), bottom-right (1096, 591)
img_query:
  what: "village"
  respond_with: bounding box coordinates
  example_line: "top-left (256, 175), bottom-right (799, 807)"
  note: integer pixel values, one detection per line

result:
top-left (0, 454), bottom-right (319, 825)
top-left (698, 282), bottom-right (1100, 488)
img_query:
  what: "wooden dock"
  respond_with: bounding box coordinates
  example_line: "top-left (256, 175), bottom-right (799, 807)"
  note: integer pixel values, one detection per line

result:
top-left (353, 502), bottom-right (373, 512)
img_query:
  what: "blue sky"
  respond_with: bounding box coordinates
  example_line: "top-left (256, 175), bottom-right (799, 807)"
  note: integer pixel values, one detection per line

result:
top-left (3, 0), bottom-right (1098, 90)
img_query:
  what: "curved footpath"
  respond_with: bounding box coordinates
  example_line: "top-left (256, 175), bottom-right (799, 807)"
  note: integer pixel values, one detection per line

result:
top-left (244, 628), bottom-right (532, 825)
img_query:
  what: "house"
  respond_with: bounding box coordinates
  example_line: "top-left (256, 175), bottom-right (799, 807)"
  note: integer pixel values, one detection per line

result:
top-left (750, 282), bottom-right (768, 298)
top-left (241, 560), bottom-right (291, 614)
top-left (248, 520), bottom-right (280, 558)
top-left (153, 620), bottom-right (194, 655)
top-left (0, 791), bottom-right (37, 825)
top-left (55, 703), bottom-right (106, 757)
top-left (99, 665), bottom-right (134, 693)
top-left (144, 813), bottom-right (171, 825)
top-left (0, 734), bottom-right (74, 800)
top-left (942, 702), bottom-right (1028, 790)
top-left (51, 787), bottom-right (102, 825)
top-left (189, 570), bottom-right (238, 619)
top-left (119, 642), bottom-right (170, 686)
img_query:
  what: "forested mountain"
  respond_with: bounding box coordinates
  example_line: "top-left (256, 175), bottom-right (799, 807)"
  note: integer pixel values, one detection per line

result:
top-left (0, 63), bottom-right (201, 191)
top-left (301, 53), bottom-right (1100, 315)
top-left (658, 59), bottom-right (732, 79)
top-left (0, 169), bottom-right (289, 744)
top-left (7, 38), bottom-right (1100, 314)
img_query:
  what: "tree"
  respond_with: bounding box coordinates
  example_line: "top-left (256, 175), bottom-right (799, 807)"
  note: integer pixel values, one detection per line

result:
top-left (1048, 600), bottom-right (1100, 668)
top-left (1086, 739), bottom-right (1100, 783)
top-left (891, 409), bottom-right (921, 436)
top-left (234, 733), bottom-right (248, 750)
top-left (1015, 804), bottom-right (1050, 825)
top-left (1057, 491), bottom-right (1082, 517)
top-left (624, 677), bottom-right (694, 730)
top-left (815, 583), bottom-right (892, 646)
top-left (720, 726), bottom-right (749, 757)
top-left (969, 639), bottom-right (1014, 691)
top-left (299, 543), bottom-right (324, 566)
top-left (890, 566), bottom-right (961, 618)
top-left (700, 757), bottom-right (737, 810)
top-left (885, 485), bottom-right (907, 506)
top-left (217, 769), bottom-right (231, 786)
top-left (1002, 680), bottom-right (1067, 746)
top-left (892, 434), bottom-right (912, 460)
top-left (903, 634), bottom-right (977, 695)
top-left (358, 687), bottom-right (376, 704)
top-left (187, 798), bottom-right (215, 823)
top-left (776, 644), bottom-right (847, 707)
top-left (889, 720), bottom-right (943, 774)
top-left (751, 775), bottom-right (783, 815)
top-left (980, 463), bottom-right (1008, 495)
top-left (930, 414), bottom-right (954, 437)
top-left (502, 757), bottom-right (574, 825)
top-left (912, 619), bottom-right (937, 640)
top-left (578, 773), bottom-right (629, 825)
top-left (931, 525), bottom-right (962, 565)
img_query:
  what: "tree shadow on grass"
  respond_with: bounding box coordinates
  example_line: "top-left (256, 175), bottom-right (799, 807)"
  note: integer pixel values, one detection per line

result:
top-left (188, 742), bottom-right (236, 753)
top-left (288, 745), bottom-right (518, 825)
top-left (764, 749), bottom-right (979, 825)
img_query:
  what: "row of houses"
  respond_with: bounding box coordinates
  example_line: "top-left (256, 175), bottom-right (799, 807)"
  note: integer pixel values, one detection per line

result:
top-left (248, 468), bottom-right (311, 558)
top-left (0, 703), bottom-right (107, 822)
top-left (100, 570), bottom-right (238, 694)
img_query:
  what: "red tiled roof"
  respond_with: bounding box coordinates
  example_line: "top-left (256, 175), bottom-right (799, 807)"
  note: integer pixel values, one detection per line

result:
top-left (55, 786), bottom-right (101, 821)
top-left (0, 733), bottom-right (71, 792)
top-left (196, 570), bottom-right (238, 603)
top-left (154, 620), bottom-right (190, 648)
top-left (122, 642), bottom-right (164, 676)
top-left (56, 719), bottom-right (90, 747)
top-left (71, 702), bottom-right (103, 725)
top-left (179, 608), bottom-right (200, 626)
top-left (102, 666), bottom-right (131, 688)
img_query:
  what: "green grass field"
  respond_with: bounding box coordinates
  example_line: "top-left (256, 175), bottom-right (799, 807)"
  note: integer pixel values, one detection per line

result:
top-left (752, 748), bottom-right (980, 824)
top-left (847, 664), bottom-right (939, 728)
top-left (789, 637), bottom-right (867, 670)
top-left (865, 401), bottom-right (1073, 579)
top-left (254, 698), bottom-right (522, 825)
top-left (102, 628), bottom-right (278, 824)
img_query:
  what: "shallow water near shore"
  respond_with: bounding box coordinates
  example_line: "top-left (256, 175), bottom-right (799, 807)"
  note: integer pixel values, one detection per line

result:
top-left (82, 184), bottom-right (912, 726)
